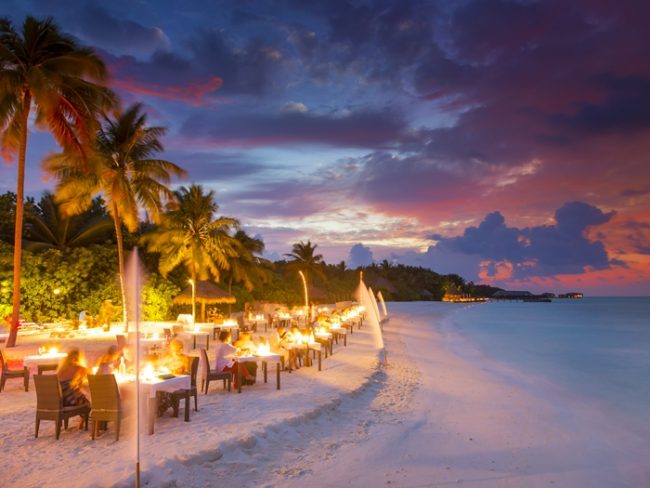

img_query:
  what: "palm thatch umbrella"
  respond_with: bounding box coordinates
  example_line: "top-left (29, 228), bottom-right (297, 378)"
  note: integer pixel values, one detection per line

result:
top-left (173, 281), bottom-right (236, 322)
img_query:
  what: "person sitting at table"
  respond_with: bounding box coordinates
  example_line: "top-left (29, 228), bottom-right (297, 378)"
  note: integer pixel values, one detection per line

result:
top-left (271, 326), bottom-right (293, 370)
top-left (56, 348), bottom-right (90, 410)
top-left (160, 339), bottom-right (187, 374)
top-left (214, 330), bottom-right (237, 373)
top-left (95, 345), bottom-right (120, 375)
top-left (233, 332), bottom-right (258, 385)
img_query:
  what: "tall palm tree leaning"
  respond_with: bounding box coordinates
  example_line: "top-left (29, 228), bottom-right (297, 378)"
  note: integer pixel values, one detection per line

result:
top-left (45, 103), bottom-right (186, 330)
top-left (141, 184), bottom-right (240, 299)
top-left (285, 240), bottom-right (325, 306)
top-left (0, 16), bottom-right (113, 347)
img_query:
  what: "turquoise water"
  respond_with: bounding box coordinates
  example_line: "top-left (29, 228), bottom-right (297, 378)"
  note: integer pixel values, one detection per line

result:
top-left (436, 297), bottom-right (650, 428)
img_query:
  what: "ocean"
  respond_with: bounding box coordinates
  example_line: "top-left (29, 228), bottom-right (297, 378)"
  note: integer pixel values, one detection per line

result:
top-left (393, 298), bottom-right (650, 433)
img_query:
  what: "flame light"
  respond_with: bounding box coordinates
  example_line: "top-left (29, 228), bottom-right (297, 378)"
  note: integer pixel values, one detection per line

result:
top-left (142, 362), bottom-right (155, 381)
top-left (256, 342), bottom-right (271, 356)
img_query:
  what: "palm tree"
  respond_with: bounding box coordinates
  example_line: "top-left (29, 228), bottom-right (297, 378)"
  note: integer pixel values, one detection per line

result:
top-left (141, 184), bottom-right (239, 289)
top-left (45, 103), bottom-right (185, 328)
top-left (224, 230), bottom-right (273, 313)
top-left (0, 16), bottom-right (113, 346)
top-left (24, 193), bottom-right (113, 253)
top-left (285, 240), bottom-right (325, 303)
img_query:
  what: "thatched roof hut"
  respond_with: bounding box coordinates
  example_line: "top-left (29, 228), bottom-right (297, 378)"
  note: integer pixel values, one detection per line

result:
top-left (173, 280), bottom-right (235, 322)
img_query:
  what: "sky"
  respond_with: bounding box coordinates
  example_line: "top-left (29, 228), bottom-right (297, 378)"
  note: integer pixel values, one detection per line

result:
top-left (2, 0), bottom-right (650, 295)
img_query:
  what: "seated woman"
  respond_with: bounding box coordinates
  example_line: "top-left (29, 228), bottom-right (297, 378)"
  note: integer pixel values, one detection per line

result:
top-left (214, 330), bottom-right (237, 373)
top-left (56, 348), bottom-right (90, 408)
top-left (233, 332), bottom-right (258, 386)
top-left (95, 345), bottom-right (120, 375)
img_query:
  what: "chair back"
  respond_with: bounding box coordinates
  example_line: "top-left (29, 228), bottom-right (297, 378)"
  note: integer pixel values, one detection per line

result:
top-left (0, 349), bottom-right (7, 372)
top-left (115, 335), bottom-right (127, 352)
top-left (186, 356), bottom-right (199, 388)
top-left (88, 374), bottom-right (120, 412)
top-left (200, 348), bottom-right (211, 380)
top-left (33, 374), bottom-right (63, 411)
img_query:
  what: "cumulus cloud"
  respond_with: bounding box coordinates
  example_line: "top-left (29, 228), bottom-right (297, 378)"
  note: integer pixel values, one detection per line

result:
top-left (397, 202), bottom-right (618, 282)
top-left (347, 243), bottom-right (374, 268)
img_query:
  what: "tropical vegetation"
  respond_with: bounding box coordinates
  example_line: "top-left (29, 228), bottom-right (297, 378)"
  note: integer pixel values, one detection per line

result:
top-left (45, 103), bottom-right (186, 329)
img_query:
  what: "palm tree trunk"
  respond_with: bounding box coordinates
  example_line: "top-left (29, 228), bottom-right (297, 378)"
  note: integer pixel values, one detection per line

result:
top-left (228, 276), bottom-right (233, 316)
top-left (112, 202), bottom-right (128, 332)
top-left (7, 92), bottom-right (32, 348)
top-left (191, 265), bottom-right (197, 323)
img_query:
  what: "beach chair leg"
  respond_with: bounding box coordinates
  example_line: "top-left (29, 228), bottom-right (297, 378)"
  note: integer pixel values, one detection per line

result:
top-left (184, 396), bottom-right (190, 422)
top-left (148, 398), bottom-right (156, 435)
top-left (55, 418), bottom-right (62, 440)
top-left (263, 362), bottom-right (268, 383)
top-left (115, 417), bottom-right (121, 441)
top-left (276, 363), bottom-right (281, 390)
top-left (35, 418), bottom-right (40, 438)
top-left (318, 351), bottom-right (322, 371)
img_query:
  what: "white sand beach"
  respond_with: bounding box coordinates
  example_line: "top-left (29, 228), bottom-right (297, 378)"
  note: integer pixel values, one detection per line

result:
top-left (2, 303), bottom-right (649, 487)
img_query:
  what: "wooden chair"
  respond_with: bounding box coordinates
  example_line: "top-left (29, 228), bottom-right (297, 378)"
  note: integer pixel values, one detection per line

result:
top-left (34, 374), bottom-right (89, 439)
top-left (87, 374), bottom-right (122, 441)
top-left (172, 355), bottom-right (199, 422)
top-left (163, 328), bottom-right (173, 344)
top-left (37, 364), bottom-right (58, 375)
top-left (0, 349), bottom-right (29, 392)
top-left (115, 334), bottom-right (127, 353)
top-left (200, 348), bottom-right (232, 394)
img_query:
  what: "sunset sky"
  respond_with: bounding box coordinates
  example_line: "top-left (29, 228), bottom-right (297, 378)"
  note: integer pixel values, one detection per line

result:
top-left (3, 0), bottom-right (650, 295)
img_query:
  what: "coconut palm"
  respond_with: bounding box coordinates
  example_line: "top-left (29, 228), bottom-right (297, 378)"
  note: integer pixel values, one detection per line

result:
top-left (224, 230), bottom-right (273, 313)
top-left (45, 103), bottom-right (186, 328)
top-left (0, 16), bottom-right (114, 346)
top-left (141, 184), bottom-right (239, 288)
top-left (284, 240), bottom-right (325, 300)
top-left (24, 192), bottom-right (113, 253)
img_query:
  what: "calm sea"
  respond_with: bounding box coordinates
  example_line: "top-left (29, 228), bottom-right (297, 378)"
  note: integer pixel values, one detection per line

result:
top-left (436, 297), bottom-right (650, 429)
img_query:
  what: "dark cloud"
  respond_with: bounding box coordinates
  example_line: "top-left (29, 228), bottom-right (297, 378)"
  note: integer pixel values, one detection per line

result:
top-left (553, 76), bottom-right (650, 135)
top-left (167, 152), bottom-right (268, 182)
top-left (70, 4), bottom-right (169, 55)
top-left (179, 109), bottom-right (408, 148)
top-left (103, 28), bottom-right (282, 103)
top-left (347, 243), bottom-right (374, 268)
top-left (431, 202), bottom-right (617, 279)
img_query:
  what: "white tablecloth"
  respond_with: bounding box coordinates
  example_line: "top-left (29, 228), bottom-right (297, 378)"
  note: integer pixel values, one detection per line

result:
top-left (23, 353), bottom-right (67, 368)
top-left (120, 374), bottom-right (191, 398)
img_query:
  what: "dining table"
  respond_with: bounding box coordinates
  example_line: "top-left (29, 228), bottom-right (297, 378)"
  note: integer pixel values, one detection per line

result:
top-left (117, 373), bottom-right (191, 434)
top-left (22, 352), bottom-right (67, 372)
top-left (228, 353), bottom-right (282, 393)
